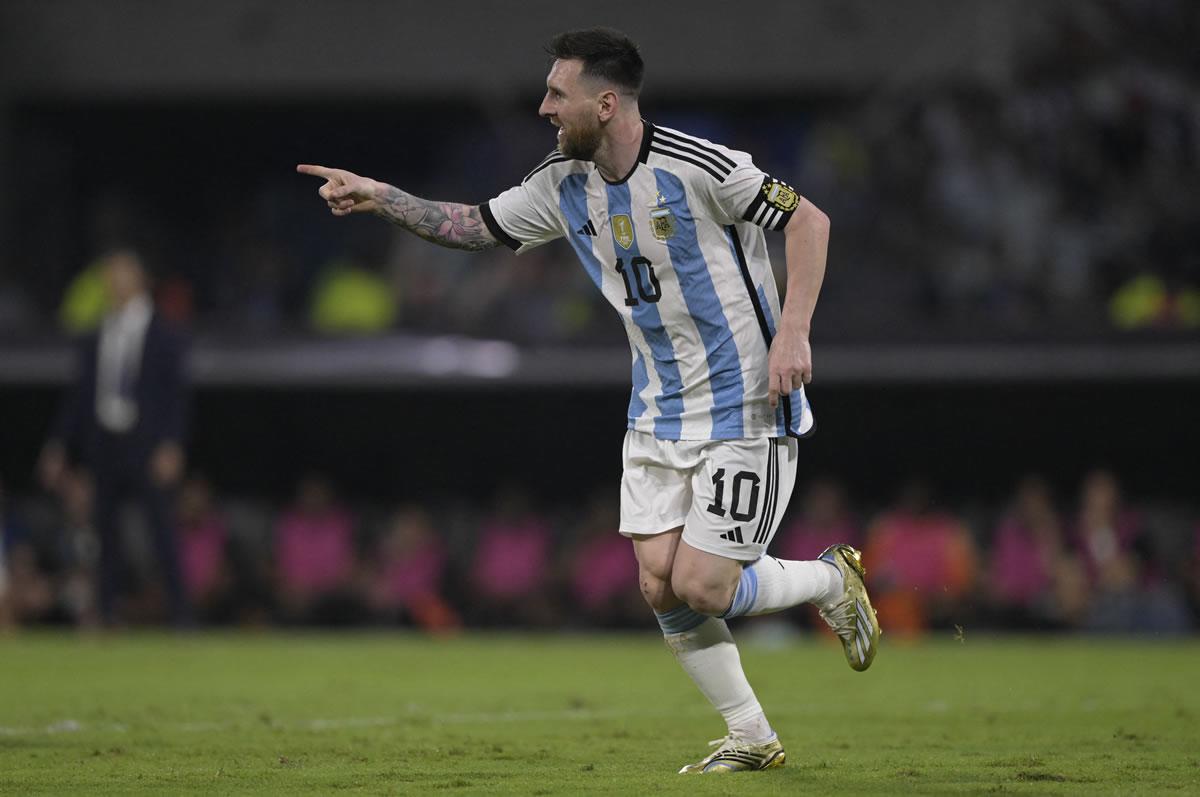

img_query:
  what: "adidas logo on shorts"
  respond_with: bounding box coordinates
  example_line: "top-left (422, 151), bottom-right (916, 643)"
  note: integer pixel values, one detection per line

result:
top-left (719, 527), bottom-right (744, 543)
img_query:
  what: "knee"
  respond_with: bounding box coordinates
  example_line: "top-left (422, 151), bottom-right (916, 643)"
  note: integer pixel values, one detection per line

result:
top-left (639, 568), bottom-right (677, 613)
top-left (671, 572), bottom-right (736, 617)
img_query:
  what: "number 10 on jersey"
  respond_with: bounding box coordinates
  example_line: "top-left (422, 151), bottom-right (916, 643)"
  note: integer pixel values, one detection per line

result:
top-left (615, 257), bottom-right (662, 306)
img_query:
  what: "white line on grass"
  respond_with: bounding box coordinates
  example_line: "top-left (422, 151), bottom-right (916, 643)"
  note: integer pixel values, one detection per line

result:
top-left (0, 705), bottom-right (702, 738)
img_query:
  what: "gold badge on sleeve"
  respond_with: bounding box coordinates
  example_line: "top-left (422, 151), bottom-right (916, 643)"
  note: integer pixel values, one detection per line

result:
top-left (763, 180), bottom-right (799, 212)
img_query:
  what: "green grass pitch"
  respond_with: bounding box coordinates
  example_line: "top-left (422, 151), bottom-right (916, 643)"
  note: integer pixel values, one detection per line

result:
top-left (1, 631), bottom-right (1197, 794)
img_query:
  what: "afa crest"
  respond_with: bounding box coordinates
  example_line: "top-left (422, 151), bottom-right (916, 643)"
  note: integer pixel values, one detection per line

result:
top-left (611, 214), bottom-right (634, 250)
top-left (763, 180), bottom-right (800, 212)
top-left (647, 190), bottom-right (676, 242)
top-left (650, 207), bottom-right (676, 242)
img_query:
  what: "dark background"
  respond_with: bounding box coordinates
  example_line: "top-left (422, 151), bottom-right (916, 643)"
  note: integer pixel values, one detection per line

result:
top-left (3, 380), bottom-right (1195, 507)
top-left (0, 0), bottom-right (1196, 552)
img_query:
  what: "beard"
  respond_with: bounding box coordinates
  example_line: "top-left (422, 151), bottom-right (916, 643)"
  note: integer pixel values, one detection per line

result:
top-left (558, 120), bottom-right (602, 160)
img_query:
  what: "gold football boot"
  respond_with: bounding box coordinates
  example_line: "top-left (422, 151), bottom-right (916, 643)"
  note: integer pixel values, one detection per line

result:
top-left (818, 544), bottom-right (881, 671)
top-left (678, 735), bottom-right (786, 774)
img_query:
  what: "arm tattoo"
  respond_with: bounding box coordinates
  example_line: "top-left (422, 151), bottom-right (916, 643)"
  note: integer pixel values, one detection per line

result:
top-left (374, 186), bottom-right (500, 252)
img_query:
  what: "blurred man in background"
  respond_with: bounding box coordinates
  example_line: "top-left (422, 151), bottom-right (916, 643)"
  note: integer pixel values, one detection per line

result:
top-left (298, 27), bottom-right (880, 775)
top-left (37, 249), bottom-right (191, 627)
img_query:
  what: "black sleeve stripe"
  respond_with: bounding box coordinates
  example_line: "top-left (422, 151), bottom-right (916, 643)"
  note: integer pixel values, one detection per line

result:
top-left (742, 178), bottom-right (768, 222)
top-left (648, 145), bottom-right (727, 183)
top-left (522, 155), bottom-right (570, 184)
top-left (654, 126), bottom-right (737, 169)
top-left (650, 136), bottom-right (732, 180)
top-left (479, 202), bottom-right (521, 251)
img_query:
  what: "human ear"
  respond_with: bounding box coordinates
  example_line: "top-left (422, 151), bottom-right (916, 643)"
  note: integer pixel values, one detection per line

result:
top-left (597, 89), bottom-right (619, 122)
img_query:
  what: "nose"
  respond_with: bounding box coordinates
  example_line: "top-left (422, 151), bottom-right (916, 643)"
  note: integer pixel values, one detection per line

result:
top-left (538, 92), bottom-right (555, 119)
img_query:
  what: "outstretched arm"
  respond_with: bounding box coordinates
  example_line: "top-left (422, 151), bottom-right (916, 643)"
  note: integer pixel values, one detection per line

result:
top-left (297, 164), bottom-right (500, 252)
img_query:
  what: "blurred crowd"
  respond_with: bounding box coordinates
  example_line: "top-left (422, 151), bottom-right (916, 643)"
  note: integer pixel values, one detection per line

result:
top-left (2, 468), bottom-right (1197, 636)
top-left (2, 1), bottom-right (1197, 344)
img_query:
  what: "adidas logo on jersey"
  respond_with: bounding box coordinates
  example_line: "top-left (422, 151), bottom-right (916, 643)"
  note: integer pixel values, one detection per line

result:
top-left (576, 219), bottom-right (597, 236)
top-left (719, 527), bottom-right (744, 543)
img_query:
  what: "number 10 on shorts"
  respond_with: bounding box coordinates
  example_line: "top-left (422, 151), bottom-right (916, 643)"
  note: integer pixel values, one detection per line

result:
top-left (705, 468), bottom-right (762, 522)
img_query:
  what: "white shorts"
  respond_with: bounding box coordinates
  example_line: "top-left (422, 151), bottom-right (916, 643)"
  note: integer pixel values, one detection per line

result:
top-left (619, 430), bottom-right (799, 562)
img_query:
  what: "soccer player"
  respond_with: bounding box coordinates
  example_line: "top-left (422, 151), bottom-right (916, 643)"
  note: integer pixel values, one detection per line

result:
top-left (298, 27), bottom-right (880, 774)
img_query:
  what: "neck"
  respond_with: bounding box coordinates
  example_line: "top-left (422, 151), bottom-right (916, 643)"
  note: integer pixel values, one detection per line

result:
top-left (593, 114), bottom-right (643, 182)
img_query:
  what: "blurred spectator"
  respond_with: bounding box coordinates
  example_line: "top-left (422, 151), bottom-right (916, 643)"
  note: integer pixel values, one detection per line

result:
top-left (154, 271), bottom-right (195, 327)
top-left (985, 476), bottom-right (1088, 628)
top-left (1072, 469), bottom-right (1190, 633)
top-left (863, 479), bottom-right (978, 635)
top-left (177, 476), bottom-right (232, 623)
top-left (1190, 524), bottom-right (1200, 625)
top-left (1072, 470), bottom-right (1142, 596)
top-left (364, 505), bottom-right (459, 633)
top-left (772, 478), bottom-right (861, 633)
top-left (0, 466), bottom-right (1198, 632)
top-left (0, 479), bottom-right (15, 627)
top-left (274, 475), bottom-right (361, 624)
top-left (1109, 275), bottom-right (1200, 331)
top-left (467, 488), bottom-right (556, 627)
top-left (56, 258), bottom-right (109, 334)
top-left (562, 492), bottom-right (640, 628)
top-left (309, 258), bottom-right (396, 335)
top-left (38, 248), bottom-right (191, 626)
top-left (1, 478), bottom-right (55, 628)
top-left (1, 2), bottom-right (1193, 345)
top-left (774, 479), bottom-right (861, 560)
top-left (55, 469), bottom-right (101, 626)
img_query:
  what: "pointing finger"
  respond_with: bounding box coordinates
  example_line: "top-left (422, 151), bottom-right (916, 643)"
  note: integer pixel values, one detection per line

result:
top-left (297, 164), bottom-right (334, 179)
top-left (767, 373), bottom-right (780, 409)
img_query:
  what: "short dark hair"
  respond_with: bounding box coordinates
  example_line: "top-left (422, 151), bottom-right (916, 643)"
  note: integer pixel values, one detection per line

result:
top-left (545, 28), bottom-right (644, 95)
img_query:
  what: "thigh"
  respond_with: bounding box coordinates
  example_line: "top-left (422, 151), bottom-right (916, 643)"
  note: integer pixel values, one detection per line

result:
top-left (619, 430), bottom-right (694, 537)
top-left (630, 527), bottom-right (683, 582)
top-left (682, 436), bottom-right (799, 562)
top-left (630, 529), bottom-right (685, 611)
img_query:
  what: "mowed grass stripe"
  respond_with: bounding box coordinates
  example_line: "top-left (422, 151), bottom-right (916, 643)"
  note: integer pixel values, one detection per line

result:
top-left (1, 632), bottom-right (1197, 795)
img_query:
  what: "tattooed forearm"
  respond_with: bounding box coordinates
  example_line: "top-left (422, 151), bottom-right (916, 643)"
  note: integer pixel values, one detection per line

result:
top-left (374, 185), bottom-right (500, 252)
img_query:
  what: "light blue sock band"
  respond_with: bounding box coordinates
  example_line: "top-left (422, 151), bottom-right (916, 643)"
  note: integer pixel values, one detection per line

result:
top-left (655, 604), bottom-right (708, 635)
top-left (721, 565), bottom-right (759, 619)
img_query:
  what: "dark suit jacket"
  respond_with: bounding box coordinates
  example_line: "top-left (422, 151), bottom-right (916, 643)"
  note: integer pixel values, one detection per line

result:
top-left (53, 311), bottom-right (190, 474)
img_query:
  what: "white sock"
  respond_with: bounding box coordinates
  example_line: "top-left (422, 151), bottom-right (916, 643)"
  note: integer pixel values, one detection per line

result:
top-left (657, 609), bottom-right (775, 743)
top-left (723, 556), bottom-right (843, 618)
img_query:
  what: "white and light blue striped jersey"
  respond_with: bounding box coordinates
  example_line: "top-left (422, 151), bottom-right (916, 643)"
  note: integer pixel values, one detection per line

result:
top-left (480, 121), bottom-right (814, 441)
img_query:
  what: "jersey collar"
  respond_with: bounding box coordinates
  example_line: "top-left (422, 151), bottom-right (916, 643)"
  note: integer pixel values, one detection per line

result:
top-left (599, 119), bottom-right (655, 186)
